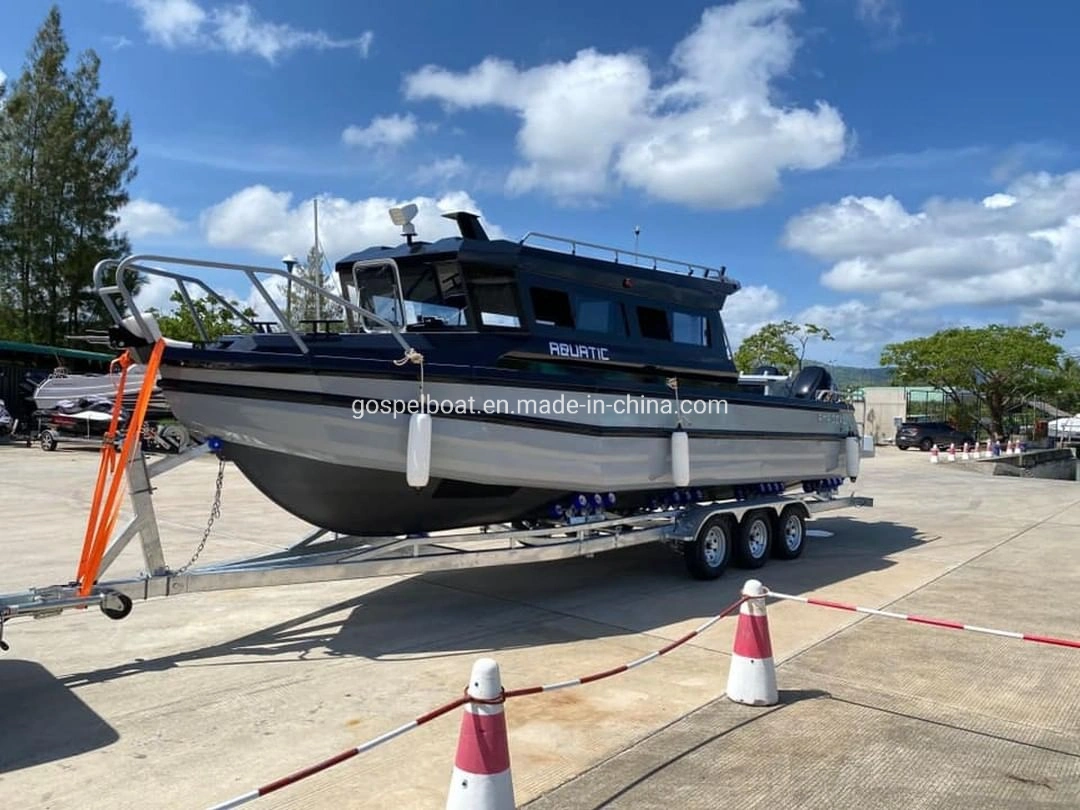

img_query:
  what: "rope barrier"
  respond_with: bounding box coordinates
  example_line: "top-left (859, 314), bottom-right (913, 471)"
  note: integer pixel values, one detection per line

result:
top-left (205, 594), bottom-right (750, 809)
top-left (764, 589), bottom-right (1080, 650)
top-left (505, 594), bottom-right (749, 698)
top-left (207, 695), bottom-right (470, 810)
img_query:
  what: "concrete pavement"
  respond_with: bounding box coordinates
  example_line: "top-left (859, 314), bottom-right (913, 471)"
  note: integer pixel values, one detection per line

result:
top-left (1, 442), bottom-right (1078, 809)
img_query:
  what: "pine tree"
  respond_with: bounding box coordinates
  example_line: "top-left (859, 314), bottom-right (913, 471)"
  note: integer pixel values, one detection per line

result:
top-left (0, 6), bottom-right (137, 344)
top-left (286, 241), bottom-right (344, 327)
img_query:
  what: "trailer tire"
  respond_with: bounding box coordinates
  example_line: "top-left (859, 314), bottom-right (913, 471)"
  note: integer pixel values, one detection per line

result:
top-left (40, 429), bottom-right (58, 451)
top-left (100, 591), bottom-right (133, 620)
top-left (772, 505), bottom-right (807, 560)
top-left (684, 514), bottom-right (732, 580)
top-left (735, 509), bottom-right (772, 569)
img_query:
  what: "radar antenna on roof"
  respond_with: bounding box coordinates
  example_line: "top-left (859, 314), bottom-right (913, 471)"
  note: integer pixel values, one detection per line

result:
top-left (388, 203), bottom-right (419, 245)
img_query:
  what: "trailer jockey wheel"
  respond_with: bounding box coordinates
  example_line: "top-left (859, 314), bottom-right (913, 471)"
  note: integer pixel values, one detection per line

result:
top-left (735, 509), bottom-right (772, 569)
top-left (40, 429), bottom-right (58, 452)
top-left (100, 591), bottom-right (133, 620)
top-left (771, 505), bottom-right (807, 560)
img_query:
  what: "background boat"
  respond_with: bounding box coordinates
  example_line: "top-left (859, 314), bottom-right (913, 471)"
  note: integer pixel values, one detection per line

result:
top-left (32, 364), bottom-right (165, 412)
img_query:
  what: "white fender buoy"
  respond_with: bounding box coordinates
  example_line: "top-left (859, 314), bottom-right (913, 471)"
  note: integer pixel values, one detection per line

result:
top-left (845, 435), bottom-right (860, 480)
top-left (671, 429), bottom-right (690, 487)
top-left (407, 412), bottom-right (432, 488)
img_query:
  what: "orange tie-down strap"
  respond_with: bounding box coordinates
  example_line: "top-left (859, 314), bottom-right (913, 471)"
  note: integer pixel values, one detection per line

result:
top-left (76, 339), bottom-right (166, 597)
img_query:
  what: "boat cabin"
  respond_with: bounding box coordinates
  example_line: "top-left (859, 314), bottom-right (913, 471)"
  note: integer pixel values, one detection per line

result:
top-left (335, 211), bottom-right (743, 379)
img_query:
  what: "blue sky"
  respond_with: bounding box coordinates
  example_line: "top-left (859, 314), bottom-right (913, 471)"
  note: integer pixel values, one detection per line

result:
top-left (2, 0), bottom-right (1079, 366)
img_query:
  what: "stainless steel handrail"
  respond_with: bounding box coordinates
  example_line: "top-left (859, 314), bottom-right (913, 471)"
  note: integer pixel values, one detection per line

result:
top-left (93, 254), bottom-right (416, 356)
top-left (519, 231), bottom-right (731, 281)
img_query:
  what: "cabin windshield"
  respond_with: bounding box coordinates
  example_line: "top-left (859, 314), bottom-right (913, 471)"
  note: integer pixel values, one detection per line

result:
top-left (348, 260), bottom-right (471, 330)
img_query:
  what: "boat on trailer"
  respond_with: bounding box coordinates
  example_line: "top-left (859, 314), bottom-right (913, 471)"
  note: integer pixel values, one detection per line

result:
top-left (95, 207), bottom-right (862, 537)
top-left (31, 363), bottom-right (161, 411)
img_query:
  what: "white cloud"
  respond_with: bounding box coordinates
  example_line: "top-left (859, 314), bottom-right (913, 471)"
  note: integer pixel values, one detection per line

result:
top-left (341, 114), bottom-right (418, 149)
top-left (783, 170), bottom-right (1080, 322)
top-left (104, 35), bottom-right (134, 51)
top-left (855, 0), bottom-right (901, 34)
top-left (135, 273), bottom-right (184, 313)
top-left (403, 0), bottom-right (846, 207)
top-left (793, 300), bottom-right (955, 360)
top-left (411, 155), bottom-right (468, 185)
top-left (128, 0), bottom-right (205, 47)
top-left (721, 284), bottom-right (784, 346)
top-left (200, 185), bottom-right (505, 259)
top-left (116, 198), bottom-right (186, 240)
top-left (127, 0), bottom-right (373, 62)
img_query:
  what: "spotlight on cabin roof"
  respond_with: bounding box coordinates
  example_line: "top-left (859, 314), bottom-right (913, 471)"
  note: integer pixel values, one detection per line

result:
top-left (389, 203), bottom-right (418, 229)
top-left (389, 203), bottom-right (419, 245)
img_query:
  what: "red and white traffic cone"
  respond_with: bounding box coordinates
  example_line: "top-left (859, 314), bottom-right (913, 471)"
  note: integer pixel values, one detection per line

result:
top-left (961, 442), bottom-right (970, 461)
top-left (446, 658), bottom-right (515, 810)
top-left (930, 445), bottom-right (939, 463)
top-left (947, 442), bottom-right (956, 462)
top-left (726, 579), bottom-right (778, 706)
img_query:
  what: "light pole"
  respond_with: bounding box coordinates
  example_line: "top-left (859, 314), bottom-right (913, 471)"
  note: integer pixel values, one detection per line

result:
top-left (282, 254), bottom-right (298, 324)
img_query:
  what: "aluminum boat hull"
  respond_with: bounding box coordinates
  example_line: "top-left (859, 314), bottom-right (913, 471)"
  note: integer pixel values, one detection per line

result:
top-left (159, 366), bottom-right (857, 535)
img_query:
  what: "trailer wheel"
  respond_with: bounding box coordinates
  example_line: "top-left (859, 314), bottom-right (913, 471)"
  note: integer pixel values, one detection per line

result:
top-left (684, 515), bottom-right (732, 580)
top-left (772, 505), bottom-right (807, 560)
top-left (40, 429), bottom-right (58, 451)
top-left (735, 509), bottom-right (772, 568)
top-left (100, 591), bottom-right (133, 620)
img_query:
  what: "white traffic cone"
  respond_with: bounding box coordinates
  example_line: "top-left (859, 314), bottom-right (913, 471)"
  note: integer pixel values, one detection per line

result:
top-left (930, 445), bottom-right (939, 464)
top-left (947, 442), bottom-right (956, 462)
top-left (961, 442), bottom-right (970, 461)
top-left (446, 658), bottom-right (515, 810)
top-left (726, 579), bottom-right (778, 706)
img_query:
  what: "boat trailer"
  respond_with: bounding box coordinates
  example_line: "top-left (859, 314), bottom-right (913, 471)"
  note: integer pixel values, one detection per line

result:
top-left (0, 344), bottom-right (873, 651)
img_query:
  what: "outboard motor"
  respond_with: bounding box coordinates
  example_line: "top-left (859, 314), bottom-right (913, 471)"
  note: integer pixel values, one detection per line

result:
top-left (790, 365), bottom-right (834, 399)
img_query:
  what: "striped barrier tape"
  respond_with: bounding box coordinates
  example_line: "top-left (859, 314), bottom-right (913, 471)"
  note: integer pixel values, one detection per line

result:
top-left (209, 586), bottom-right (1080, 809)
top-left (764, 589), bottom-right (1080, 650)
top-left (206, 594), bottom-right (750, 809)
top-left (208, 696), bottom-right (471, 810)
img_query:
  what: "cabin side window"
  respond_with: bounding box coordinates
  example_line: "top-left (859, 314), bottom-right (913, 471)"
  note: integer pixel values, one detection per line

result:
top-left (574, 296), bottom-right (628, 336)
top-left (529, 287), bottom-right (575, 328)
top-left (528, 285), bottom-right (630, 336)
top-left (466, 266), bottom-right (523, 328)
top-left (672, 311), bottom-right (711, 347)
top-left (635, 306), bottom-right (713, 347)
top-left (636, 306), bottom-right (670, 341)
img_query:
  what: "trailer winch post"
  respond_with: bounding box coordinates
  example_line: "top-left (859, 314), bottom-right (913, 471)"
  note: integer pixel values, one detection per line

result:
top-left (75, 339), bottom-right (165, 597)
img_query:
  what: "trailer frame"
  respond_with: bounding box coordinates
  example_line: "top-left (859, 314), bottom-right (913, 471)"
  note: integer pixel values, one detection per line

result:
top-left (0, 436), bottom-right (872, 650)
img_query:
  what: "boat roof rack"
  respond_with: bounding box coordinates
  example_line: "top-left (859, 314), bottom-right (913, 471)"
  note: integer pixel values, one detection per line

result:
top-left (519, 232), bottom-right (731, 282)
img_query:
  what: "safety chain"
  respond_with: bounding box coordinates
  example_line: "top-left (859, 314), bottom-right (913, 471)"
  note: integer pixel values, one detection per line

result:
top-left (174, 457), bottom-right (226, 575)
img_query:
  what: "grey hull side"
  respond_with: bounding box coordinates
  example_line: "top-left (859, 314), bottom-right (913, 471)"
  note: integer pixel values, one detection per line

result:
top-left (163, 381), bottom-right (854, 534)
top-left (164, 390), bottom-right (850, 491)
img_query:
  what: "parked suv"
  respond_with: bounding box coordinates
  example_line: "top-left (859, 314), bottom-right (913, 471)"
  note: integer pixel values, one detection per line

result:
top-left (895, 421), bottom-right (975, 451)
